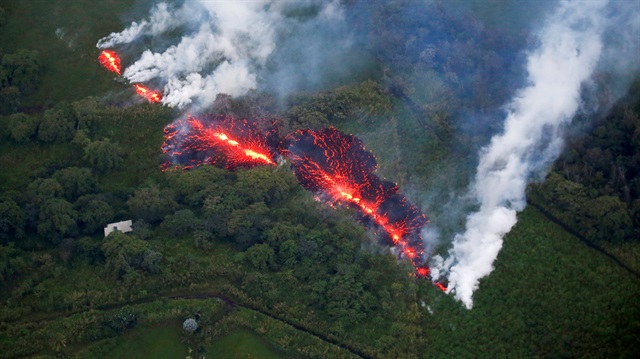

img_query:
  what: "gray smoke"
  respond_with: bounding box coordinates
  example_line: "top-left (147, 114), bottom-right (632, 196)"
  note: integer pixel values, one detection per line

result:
top-left (96, 0), bottom-right (349, 109)
top-left (431, 0), bottom-right (640, 309)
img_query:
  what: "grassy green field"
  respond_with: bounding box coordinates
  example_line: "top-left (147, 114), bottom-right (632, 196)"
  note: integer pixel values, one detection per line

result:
top-left (103, 322), bottom-right (186, 359)
top-left (420, 207), bottom-right (640, 357)
top-left (100, 327), bottom-right (286, 359)
top-left (207, 330), bottom-right (285, 359)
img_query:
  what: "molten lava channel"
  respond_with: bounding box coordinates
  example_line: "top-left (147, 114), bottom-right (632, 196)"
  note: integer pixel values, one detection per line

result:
top-left (96, 49), bottom-right (445, 290)
top-left (162, 115), bottom-right (277, 171)
top-left (281, 128), bottom-right (430, 272)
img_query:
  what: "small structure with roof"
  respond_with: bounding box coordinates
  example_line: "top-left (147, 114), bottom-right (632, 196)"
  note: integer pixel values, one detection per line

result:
top-left (104, 220), bottom-right (133, 237)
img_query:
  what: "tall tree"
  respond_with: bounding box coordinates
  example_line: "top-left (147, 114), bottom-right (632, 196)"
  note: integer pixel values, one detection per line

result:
top-left (101, 231), bottom-right (151, 279)
top-left (6, 112), bottom-right (39, 143)
top-left (0, 200), bottom-right (25, 242)
top-left (0, 48), bottom-right (40, 112)
top-left (127, 185), bottom-right (178, 223)
top-left (235, 167), bottom-right (298, 205)
top-left (228, 202), bottom-right (270, 250)
top-left (160, 209), bottom-right (197, 237)
top-left (83, 139), bottom-right (124, 172)
top-left (27, 178), bottom-right (63, 205)
top-left (0, 243), bottom-right (28, 281)
top-left (37, 198), bottom-right (77, 241)
top-left (37, 102), bottom-right (77, 143)
top-left (0, 49), bottom-right (40, 94)
top-left (72, 97), bottom-right (102, 131)
top-left (75, 195), bottom-right (113, 234)
top-left (107, 305), bottom-right (137, 333)
top-left (245, 243), bottom-right (275, 271)
top-left (52, 167), bottom-right (96, 200)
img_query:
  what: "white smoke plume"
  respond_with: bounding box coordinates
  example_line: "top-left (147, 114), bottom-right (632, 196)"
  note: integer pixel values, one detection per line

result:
top-left (97, 3), bottom-right (192, 49)
top-left (96, 0), bottom-right (347, 109)
top-left (432, 0), bottom-right (612, 309)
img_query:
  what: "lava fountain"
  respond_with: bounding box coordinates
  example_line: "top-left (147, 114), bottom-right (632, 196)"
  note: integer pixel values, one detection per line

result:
top-left (98, 50), bottom-right (121, 75)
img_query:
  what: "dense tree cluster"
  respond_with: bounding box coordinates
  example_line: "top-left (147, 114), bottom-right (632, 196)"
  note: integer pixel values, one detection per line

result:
top-left (283, 80), bottom-right (392, 132)
top-left (0, 199), bottom-right (25, 242)
top-left (0, 48), bottom-right (40, 113)
top-left (38, 102), bottom-right (77, 143)
top-left (530, 82), bottom-right (640, 243)
top-left (0, 1), bottom-right (638, 356)
top-left (1, 80), bottom-right (638, 357)
top-left (5, 112), bottom-right (38, 142)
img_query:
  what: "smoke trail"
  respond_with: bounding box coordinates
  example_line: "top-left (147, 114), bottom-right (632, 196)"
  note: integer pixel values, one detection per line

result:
top-left (97, 3), bottom-right (193, 48)
top-left (96, 0), bottom-right (350, 109)
top-left (432, 0), bottom-right (610, 309)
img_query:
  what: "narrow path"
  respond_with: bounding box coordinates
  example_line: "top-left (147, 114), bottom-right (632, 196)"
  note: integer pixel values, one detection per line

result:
top-left (172, 292), bottom-right (371, 359)
top-left (13, 290), bottom-right (370, 359)
top-left (528, 200), bottom-right (640, 279)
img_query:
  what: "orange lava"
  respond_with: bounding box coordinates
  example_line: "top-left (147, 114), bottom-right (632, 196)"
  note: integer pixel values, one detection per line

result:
top-left (133, 84), bottom-right (163, 103)
top-left (98, 50), bottom-right (121, 75)
top-left (434, 282), bottom-right (448, 292)
top-left (282, 128), bottom-right (428, 270)
top-left (206, 129), bottom-right (275, 166)
top-left (162, 115), bottom-right (278, 171)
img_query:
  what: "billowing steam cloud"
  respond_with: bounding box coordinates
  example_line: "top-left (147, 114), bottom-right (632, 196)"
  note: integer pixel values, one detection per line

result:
top-left (431, 0), bottom-right (621, 309)
top-left (97, 0), bottom-right (348, 108)
top-left (98, 0), bottom-right (639, 308)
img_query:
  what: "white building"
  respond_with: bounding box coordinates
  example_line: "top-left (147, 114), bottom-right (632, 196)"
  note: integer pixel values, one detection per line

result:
top-left (104, 220), bottom-right (133, 237)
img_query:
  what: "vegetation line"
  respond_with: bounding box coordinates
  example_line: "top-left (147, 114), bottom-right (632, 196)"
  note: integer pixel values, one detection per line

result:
top-left (171, 292), bottom-right (371, 359)
top-left (18, 290), bottom-right (369, 359)
top-left (528, 200), bottom-right (640, 279)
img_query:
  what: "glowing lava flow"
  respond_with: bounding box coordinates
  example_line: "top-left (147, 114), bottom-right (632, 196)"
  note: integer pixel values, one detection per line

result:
top-left (281, 127), bottom-right (429, 270)
top-left (133, 84), bottom-right (163, 103)
top-left (162, 115), bottom-right (277, 171)
top-left (97, 50), bottom-right (164, 103)
top-left (95, 46), bottom-right (444, 290)
top-left (98, 50), bottom-right (121, 75)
